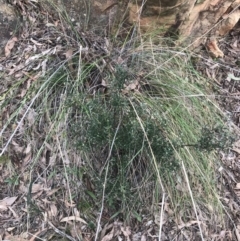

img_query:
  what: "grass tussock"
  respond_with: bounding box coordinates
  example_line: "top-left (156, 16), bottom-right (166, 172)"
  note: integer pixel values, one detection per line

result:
top-left (0, 2), bottom-right (235, 238)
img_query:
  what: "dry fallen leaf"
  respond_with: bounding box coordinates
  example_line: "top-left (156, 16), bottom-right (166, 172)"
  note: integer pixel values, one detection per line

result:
top-left (93, 0), bottom-right (102, 8)
top-left (7, 227), bottom-right (16, 232)
top-left (178, 220), bottom-right (201, 229)
top-left (46, 188), bottom-right (60, 196)
top-left (232, 148), bottom-right (240, 155)
top-left (207, 38), bottom-right (224, 58)
top-left (100, 223), bottom-right (113, 240)
top-left (101, 232), bottom-right (114, 241)
top-left (64, 49), bottom-right (73, 60)
top-left (60, 216), bottom-right (87, 224)
top-left (140, 235), bottom-right (147, 241)
top-left (4, 232), bottom-right (28, 241)
top-left (0, 196), bottom-right (17, 210)
top-left (226, 73), bottom-right (240, 82)
top-left (29, 230), bottom-right (46, 241)
top-left (11, 140), bottom-right (24, 153)
top-left (62, 199), bottom-right (76, 207)
top-left (5, 37), bottom-right (18, 57)
top-left (48, 204), bottom-right (58, 217)
top-left (24, 143), bottom-right (32, 155)
top-left (100, 222), bottom-right (122, 241)
top-left (219, 230), bottom-right (226, 239)
top-left (121, 226), bottom-right (131, 240)
top-left (8, 206), bottom-right (19, 218)
top-left (31, 183), bottom-right (44, 193)
top-left (46, 23), bottom-right (56, 27)
top-left (102, 1), bottom-right (118, 12)
top-left (30, 38), bottom-right (43, 46)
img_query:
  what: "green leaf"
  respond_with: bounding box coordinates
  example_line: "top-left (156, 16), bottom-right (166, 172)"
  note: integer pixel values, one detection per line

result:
top-left (86, 190), bottom-right (97, 200)
top-left (132, 210), bottom-right (142, 222)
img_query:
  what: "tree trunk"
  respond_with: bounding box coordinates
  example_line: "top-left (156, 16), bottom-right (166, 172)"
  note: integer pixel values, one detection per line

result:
top-left (128, 0), bottom-right (240, 56)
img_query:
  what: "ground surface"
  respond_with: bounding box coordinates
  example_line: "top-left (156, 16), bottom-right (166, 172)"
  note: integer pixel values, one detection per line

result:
top-left (1, 1), bottom-right (240, 241)
top-left (0, 0), bottom-right (19, 56)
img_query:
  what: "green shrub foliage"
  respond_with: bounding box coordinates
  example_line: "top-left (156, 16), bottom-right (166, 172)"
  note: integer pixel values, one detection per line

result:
top-left (68, 65), bottom-right (234, 214)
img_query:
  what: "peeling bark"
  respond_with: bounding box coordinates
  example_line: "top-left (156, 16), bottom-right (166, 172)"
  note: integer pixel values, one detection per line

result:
top-left (128, 0), bottom-right (240, 56)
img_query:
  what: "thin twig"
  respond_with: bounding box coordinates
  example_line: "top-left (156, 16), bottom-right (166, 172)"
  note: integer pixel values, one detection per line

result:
top-left (159, 193), bottom-right (165, 241)
top-left (48, 221), bottom-right (77, 241)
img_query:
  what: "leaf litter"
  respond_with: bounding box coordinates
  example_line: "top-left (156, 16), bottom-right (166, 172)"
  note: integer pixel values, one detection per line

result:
top-left (196, 20), bottom-right (240, 241)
